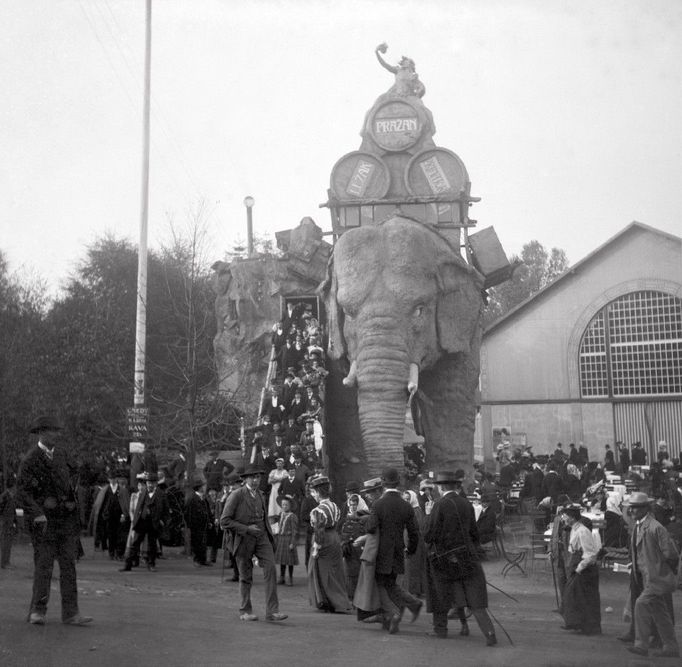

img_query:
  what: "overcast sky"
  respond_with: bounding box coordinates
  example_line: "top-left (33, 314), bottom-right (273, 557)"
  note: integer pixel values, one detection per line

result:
top-left (1, 0), bottom-right (681, 294)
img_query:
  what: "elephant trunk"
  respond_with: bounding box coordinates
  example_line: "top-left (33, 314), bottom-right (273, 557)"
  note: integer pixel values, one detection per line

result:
top-left (354, 335), bottom-right (410, 475)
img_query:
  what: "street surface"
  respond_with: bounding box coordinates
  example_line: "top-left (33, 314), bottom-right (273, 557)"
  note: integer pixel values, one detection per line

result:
top-left (1, 538), bottom-right (680, 667)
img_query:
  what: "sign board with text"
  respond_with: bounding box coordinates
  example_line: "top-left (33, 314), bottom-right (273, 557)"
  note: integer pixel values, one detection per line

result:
top-left (126, 407), bottom-right (149, 438)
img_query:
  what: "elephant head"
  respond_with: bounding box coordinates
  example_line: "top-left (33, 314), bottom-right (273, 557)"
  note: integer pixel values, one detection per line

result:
top-left (321, 214), bottom-right (484, 476)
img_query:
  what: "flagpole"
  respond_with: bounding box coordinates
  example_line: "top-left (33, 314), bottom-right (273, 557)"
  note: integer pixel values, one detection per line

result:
top-left (130, 0), bottom-right (152, 481)
top-left (134, 0), bottom-right (151, 410)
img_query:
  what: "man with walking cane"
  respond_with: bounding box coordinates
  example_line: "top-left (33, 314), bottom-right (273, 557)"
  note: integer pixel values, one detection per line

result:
top-left (424, 469), bottom-right (496, 645)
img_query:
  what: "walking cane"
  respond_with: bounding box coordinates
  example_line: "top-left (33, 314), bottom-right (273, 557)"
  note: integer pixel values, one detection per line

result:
top-left (220, 530), bottom-right (228, 584)
top-left (550, 555), bottom-right (560, 611)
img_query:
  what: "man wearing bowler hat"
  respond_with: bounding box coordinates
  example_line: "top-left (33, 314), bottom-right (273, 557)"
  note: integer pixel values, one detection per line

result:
top-left (220, 463), bottom-right (288, 622)
top-left (120, 471), bottom-right (169, 572)
top-left (424, 470), bottom-right (496, 645)
top-left (365, 467), bottom-right (421, 634)
top-left (17, 415), bottom-right (92, 626)
top-left (623, 492), bottom-right (679, 658)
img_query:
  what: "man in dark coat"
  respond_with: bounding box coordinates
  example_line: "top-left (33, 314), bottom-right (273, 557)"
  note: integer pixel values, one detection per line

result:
top-left (220, 464), bottom-right (287, 623)
top-left (541, 464), bottom-right (564, 505)
top-left (120, 472), bottom-right (169, 572)
top-left (17, 416), bottom-right (92, 626)
top-left (424, 470), bottom-right (496, 645)
top-left (365, 467), bottom-right (421, 634)
top-left (203, 452), bottom-right (233, 492)
top-left (631, 442), bottom-right (647, 466)
top-left (184, 474), bottom-right (212, 567)
top-left (99, 469), bottom-right (130, 560)
top-left (617, 442), bottom-right (630, 474)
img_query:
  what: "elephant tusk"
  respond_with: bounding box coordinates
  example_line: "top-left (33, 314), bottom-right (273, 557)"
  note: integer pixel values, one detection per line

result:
top-left (343, 359), bottom-right (358, 387)
top-left (407, 362), bottom-right (419, 396)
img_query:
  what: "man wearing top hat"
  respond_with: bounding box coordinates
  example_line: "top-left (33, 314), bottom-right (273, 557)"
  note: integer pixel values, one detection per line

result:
top-left (220, 463), bottom-right (288, 622)
top-left (623, 492), bottom-right (680, 658)
top-left (365, 467), bottom-right (421, 634)
top-left (17, 415), bottom-right (92, 626)
top-left (424, 470), bottom-right (496, 645)
top-left (120, 472), bottom-right (169, 572)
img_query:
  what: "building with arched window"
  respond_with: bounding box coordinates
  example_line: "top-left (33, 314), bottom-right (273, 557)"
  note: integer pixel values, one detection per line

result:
top-left (478, 222), bottom-right (682, 465)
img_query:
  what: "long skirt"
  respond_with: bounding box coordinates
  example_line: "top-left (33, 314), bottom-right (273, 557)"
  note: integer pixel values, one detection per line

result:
top-left (308, 531), bottom-right (352, 613)
top-left (562, 562), bottom-right (601, 633)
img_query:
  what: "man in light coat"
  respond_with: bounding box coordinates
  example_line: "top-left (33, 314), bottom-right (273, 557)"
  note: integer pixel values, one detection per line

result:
top-left (625, 492), bottom-right (680, 659)
top-left (220, 464), bottom-right (287, 623)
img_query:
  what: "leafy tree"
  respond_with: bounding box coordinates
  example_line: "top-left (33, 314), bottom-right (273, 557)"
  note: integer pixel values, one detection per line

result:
top-left (0, 252), bottom-right (50, 485)
top-left (484, 241), bottom-right (569, 326)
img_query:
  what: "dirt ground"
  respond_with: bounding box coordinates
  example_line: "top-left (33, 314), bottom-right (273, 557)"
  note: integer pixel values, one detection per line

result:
top-left (1, 537), bottom-right (680, 667)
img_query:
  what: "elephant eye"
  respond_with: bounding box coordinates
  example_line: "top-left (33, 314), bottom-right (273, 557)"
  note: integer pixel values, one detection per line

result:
top-left (413, 305), bottom-right (425, 318)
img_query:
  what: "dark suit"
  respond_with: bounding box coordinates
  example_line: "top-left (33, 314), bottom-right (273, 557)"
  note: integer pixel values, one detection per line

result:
top-left (100, 484), bottom-right (129, 559)
top-left (185, 493), bottom-right (212, 564)
top-left (220, 485), bottom-right (280, 617)
top-left (366, 489), bottom-right (420, 618)
top-left (541, 471), bottom-right (564, 503)
top-left (17, 444), bottom-right (81, 620)
top-left (125, 487), bottom-right (169, 568)
top-left (424, 491), bottom-right (493, 639)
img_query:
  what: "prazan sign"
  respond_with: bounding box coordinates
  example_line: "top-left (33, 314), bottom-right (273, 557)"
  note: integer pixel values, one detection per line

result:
top-left (369, 100), bottom-right (422, 152)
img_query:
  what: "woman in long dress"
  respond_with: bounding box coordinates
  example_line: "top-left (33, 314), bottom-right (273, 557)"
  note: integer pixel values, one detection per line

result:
top-left (560, 505), bottom-right (602, 635)
top-left (267, 458), bottom-right (288, 522)
top-left (307, 476), bottom-right (352, 613)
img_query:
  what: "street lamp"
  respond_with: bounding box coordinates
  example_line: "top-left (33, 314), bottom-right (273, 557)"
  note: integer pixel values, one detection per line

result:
top-left (243, 195), bottom-right (255, 257)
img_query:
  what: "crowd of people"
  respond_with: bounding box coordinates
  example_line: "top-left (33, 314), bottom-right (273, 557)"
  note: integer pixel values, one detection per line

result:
top-left (2, 409), bottom-right (681, 659)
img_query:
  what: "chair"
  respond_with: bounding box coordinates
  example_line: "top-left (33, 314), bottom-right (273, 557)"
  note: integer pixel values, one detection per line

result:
top-left (497, 524), bottom-right (529, 577)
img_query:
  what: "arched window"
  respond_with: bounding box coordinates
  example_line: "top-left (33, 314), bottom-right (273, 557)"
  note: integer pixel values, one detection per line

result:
top-left (579, 290), bottom-right (682, 398)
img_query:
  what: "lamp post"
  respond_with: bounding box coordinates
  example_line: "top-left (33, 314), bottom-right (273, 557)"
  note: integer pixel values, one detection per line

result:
top-left (243, 195), bottom-right (255, 257)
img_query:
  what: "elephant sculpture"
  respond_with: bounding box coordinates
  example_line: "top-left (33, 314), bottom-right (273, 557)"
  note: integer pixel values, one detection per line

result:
top-left (321, 214), bottom-right (484, 477)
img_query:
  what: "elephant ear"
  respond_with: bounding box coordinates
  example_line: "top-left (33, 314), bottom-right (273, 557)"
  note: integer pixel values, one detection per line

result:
top-left (436, 260), bottom-right (483, 355)
top-left (318, 253), bottom-right (347, 360)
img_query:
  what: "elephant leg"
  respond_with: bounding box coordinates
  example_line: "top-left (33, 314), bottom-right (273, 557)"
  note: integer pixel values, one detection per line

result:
top-left (418, 352), bottom-right (480, 471)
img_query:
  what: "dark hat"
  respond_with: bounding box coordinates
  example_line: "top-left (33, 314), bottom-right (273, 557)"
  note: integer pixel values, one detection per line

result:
top-left (209, 450), bottom-right (219, 457)
top-left (560, 504), bottom-right (583, 521)
top-left (224, 471), bottom-right (242, 485)
top-left (242, 463), bottom-right (265, 476)
top-left (481, 493), bottom-right (497, 504)
top-left (556, 494), bottom-right (571, 507)
top-left (434, 470), bottom-right (464, 484)
top-left (381, 467), bottom-right (400, 485)
top-left (276, 494), bottom-right (298, 512)
top-left (345, 480), bottom-right (361, 493)
top-left (362, 477), bottom-right (383, 492)
top-left (146, 472), bottom-right (159, 482)
top-left (112, 468), bottom-right (128, 480)
top-left (190, 472), bottom-right (205, 489)
top-left (309, 475), bottom-right (329, 489)
top-left (29, 415), bottom-right (63, 433)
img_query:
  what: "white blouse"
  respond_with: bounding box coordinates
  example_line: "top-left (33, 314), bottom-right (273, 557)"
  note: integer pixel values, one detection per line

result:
top-left (568, 521), bottom-right (600, 573)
